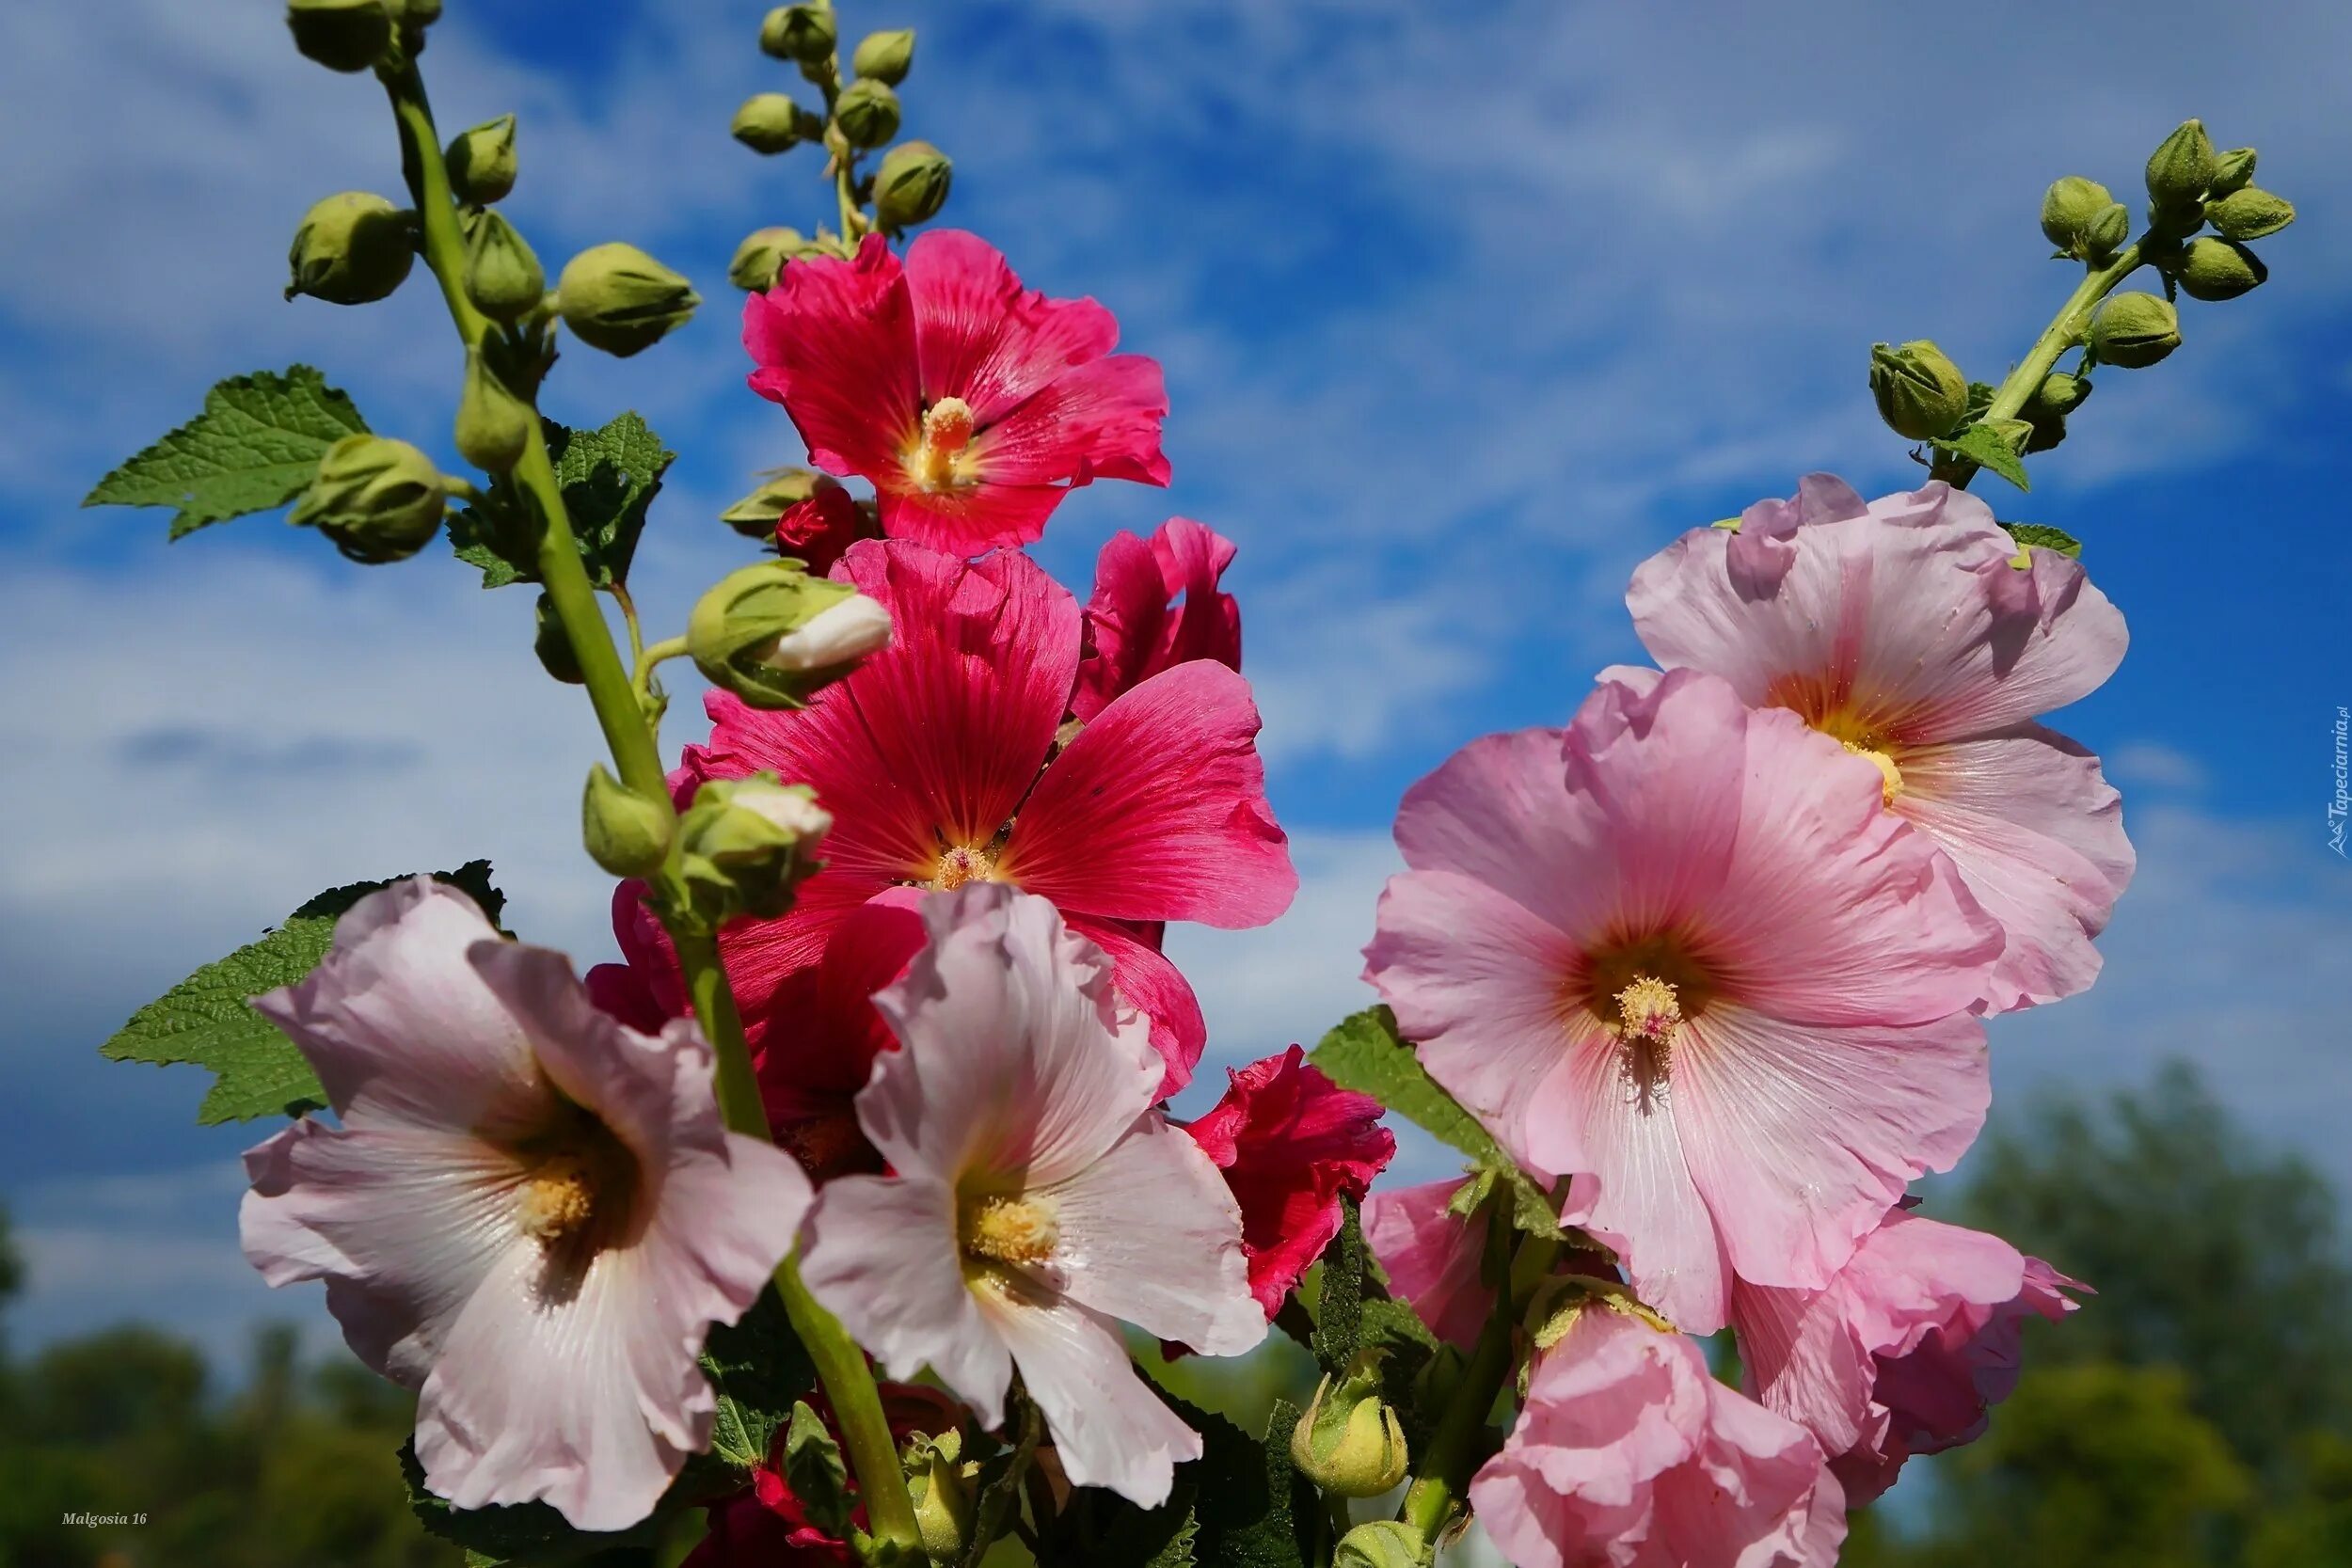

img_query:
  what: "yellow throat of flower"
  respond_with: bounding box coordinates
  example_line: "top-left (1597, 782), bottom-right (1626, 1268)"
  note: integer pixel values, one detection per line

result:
top-left (911, 396), bottom-right (977, 492)
top-left (960, 1192), bottom-right (1058, 1268)
top-left (515, 1153), bottom-right (598, 1242)
top-left (930, 842), bottom-right (998, 892)
top-left (1814, 708), bottom-right (1905, 805)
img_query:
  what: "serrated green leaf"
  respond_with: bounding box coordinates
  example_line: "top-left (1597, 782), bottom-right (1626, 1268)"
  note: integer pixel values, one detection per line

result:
top-left (2004, 522), bottom-right (2083, 559)
top-left (1931, 420), bottom-right (2033, 492)
top-left (83, 367), bottom-right (368, 539)
top-left (99, 862), bottom-right (504, 1125)
top-left (451, 413), bottom-right (675, 591)
top-left (1309, 1007), bottom-right (1559, 1240)
top-left (783, 1400), bottom-right (851, 1536)
top-left (1311, 1199), bottom-right (1369, 1374)
top-left (680, 1283), bottom-right (817, 1500)
top-left (1050, 1389), bottom-right (1309, 1568)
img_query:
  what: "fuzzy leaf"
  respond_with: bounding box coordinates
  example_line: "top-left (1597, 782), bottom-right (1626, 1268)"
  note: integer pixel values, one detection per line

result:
top-left (783, 1401), bottom-right (851, 1536)
top-left (692, 1285), bottom-right (816, 1484)
top-left (99, 863), bottom-right (504, 1125)
top-left (1309, 1007), bottom-right (1559, 1239)
top-left (1931, 420), bottom-right (2033, 492)
top-left (82, 366), bottom-right (368, 539)
top-left (1049, 1389), bottom-right (1310, 1568)
top-left (452, 413), bottom-right (675, 591)
top-left (2004, 522), bottom-right (2083, 559)
top-left (1311, 1199), bottom-right (1370, 1374)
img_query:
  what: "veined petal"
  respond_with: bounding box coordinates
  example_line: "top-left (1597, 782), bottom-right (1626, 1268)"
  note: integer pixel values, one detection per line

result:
top-left (978, 1284), bottom-right (1203, 1508)
top-left (904, 230), bottom-right (1120, 423)
top-left (974, 354), bottom-right (1170, 488)
top-left (1064, 913), bottom-right (1208, 1100)
top-left (744, 236), bottom-right (920, 483)
top-left (1073, 518), bottom-right (1243, 723)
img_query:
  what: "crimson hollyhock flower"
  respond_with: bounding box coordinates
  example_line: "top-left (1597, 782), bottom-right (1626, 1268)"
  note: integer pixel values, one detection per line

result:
top-left (680, 537), bottom-right (1295, 1098)
top-left (743, 230), bottom-right (1169, 555)
top-left (1073, 517), bottom-right (1242, 723)
top-left (1186, 1045), bottom-right (1395, 1317)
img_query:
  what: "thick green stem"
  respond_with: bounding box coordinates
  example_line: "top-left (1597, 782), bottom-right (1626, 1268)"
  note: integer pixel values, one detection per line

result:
top-left (378, 46), bottom-right (920, 1561)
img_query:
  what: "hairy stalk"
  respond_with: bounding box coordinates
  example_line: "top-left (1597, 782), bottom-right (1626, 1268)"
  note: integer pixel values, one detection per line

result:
top-left (1934, 236), bottom-right (2150, 489)
top-left (378, 48), bottom-right (921, 1560)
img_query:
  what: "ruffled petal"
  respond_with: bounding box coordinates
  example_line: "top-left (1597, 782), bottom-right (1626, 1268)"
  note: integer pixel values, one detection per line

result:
top-left (1072, 518), bottom-right (1243, 723)
top-left (903, 229), bottom-right (1120, 423)
top-left (973, 354), bottom-right (1170, 488)
top-left (744, 237), bottom-right (921, 482)
top-left (978, 1285), bottom-right (1203, 1508)
top-left (1362, 1179), bottom-right (1490, 1351)
top-left (1006, 660), bottom-right (1295, 928)
top-left (1064, 913), bottom-right (1208, 1100)
top-left (1389, 725), bottom-right (1613, 940)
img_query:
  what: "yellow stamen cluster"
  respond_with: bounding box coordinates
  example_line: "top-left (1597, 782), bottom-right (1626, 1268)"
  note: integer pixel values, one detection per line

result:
top-left (961, 1193), bottom-right (1057, 1266)
top-left (515, 1155), bottom-right (596, 1242)
top-left (913, 396), bottom-right (977, 491)
top-left (930, 843), bottom-right (997, 892)
top-left (1815, 708), bottom-right (1905, 805)
top-left (1613, 974), bottom-right (1682, 1041)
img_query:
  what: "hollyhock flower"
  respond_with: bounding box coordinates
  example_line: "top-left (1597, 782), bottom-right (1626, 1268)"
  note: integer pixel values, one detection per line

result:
top-left (744, 230), bottom-right (1168, 554)
top-left (239, 879), bottom-right (811, 1530)
top-left (1620, 475), bottom-right (2133, 1013)
top-left (682, 537), bottom-right (1295, 1097)
top-left (1073, 517), bottom-right (1242, 722)
top-left (1186, 1045), bottom-right (1395, 1317)
top-left (1735, 1208), bottom-right (2083, 1503)
top-left (1363, 669), bottom-right (2002, 1334)
top-left (799, 884), bottom-right (1264, 1507)
top-left (774, 479), bottom-right (868, 575)
top-left (1470, 1302), bottom-right (1846, 1568)
top-left (1362, 1178), bottom-right (1491, 1351)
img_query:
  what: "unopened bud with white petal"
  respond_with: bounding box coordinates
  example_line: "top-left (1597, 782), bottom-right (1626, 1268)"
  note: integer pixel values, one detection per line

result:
top-left (688, 560), bottom-right (889, 708)
top-left (676, 774), bottom-right (833, 923)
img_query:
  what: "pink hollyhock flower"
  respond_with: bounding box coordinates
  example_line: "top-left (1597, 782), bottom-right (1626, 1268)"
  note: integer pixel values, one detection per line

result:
top-left (1186, 1045), bottom-right (1395, 1317)
top-left (239, 880), bottom-right (811, 1530)
top-left (1073, 517), bottom-right (1242, 722)
top-left (1363, 669), bottom-right (2002, 1334)
top-left (1619, 476), bottom-right (2133, 1014)
top-left (1470, 1302), bottom-right (1846, 1568)
top-left (1362, 1178), bottom-right (1491, 1351)
top-left (774, 479), bottom-right (868, 575)
top-left (744, 230), bottom-right (1169, 555)
top-left (799, 884), bottom-right (1264, 1507)
top-left (681, 537), bottom-right (1295, 1098)
top-left (1735, 1208), bottom-right (2083, 1503)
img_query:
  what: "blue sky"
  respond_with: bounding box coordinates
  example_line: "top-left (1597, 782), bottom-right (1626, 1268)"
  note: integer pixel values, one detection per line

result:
top-left (2, 0), bottom-right (2348, 1417)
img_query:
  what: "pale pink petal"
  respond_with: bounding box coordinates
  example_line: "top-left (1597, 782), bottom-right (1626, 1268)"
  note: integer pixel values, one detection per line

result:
top-left (1556, 673), bottom-right (1750, 935)
top-left (744, 237), bottom-right (920, 482)
top-left (1388, 726), bottom-right (1616, 939)
top-left (978, 1286), bottom-right (1202, 1507)
top-left (1006, 660), bottom-right (1295, 930)
top-left (1362, 1179), bottom-right (1490, 1351)
top-left (903, 229), bottom-right (1120, 423)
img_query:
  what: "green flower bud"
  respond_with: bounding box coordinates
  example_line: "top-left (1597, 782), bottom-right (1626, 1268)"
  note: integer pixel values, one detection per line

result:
top-left (392, 0), bottom-right (441, 26)
top-left (2083, 200), bottom-right (2131, 262)
top-left (1332, 1522), bottom-right (1430, 1568)
top-left (462, 211), bottom-right (545, 322)
top-left (1290, 1356), bottom-right (1410, 1499)
top-left (285, 0), bottom-right (390, 73)
top-left (834, 79), bottom-right (901, 149)
top-left (533, 594), bottom-right (584, 684)
top-left (732, 93), bottom-right (809, 155)
top-left (446, 116), bottom-right (519, 205)
top-left (873, 140), bottom-right (952, 230)
top-left (760, 3), bottom-right (835, 64)
top-left (2146, 119), bottom-right (2216, 206)
top-left (719, 467), bottom-right (826, 535)
top-left (285, 192), bottom-right (415, 306)
top-left (852, 28), bottom-right (915, 86)
top-left (1868, 340), bottom-right (1969, 441)
top-left (582, 765), bottom-right (675, 879)
top-left (2204, 185), bottom-right (2295, 242)
top-left (2175, 236), bottom-right (2267, 302)
top-left (287, 435), bottom-right (446, 563)
top-left (2039, 176), bottom-right (2113, 253)
top-left (689, 561), bottom-right (891, 708)
top-left (554, 243), bottom-right (700, 357)
top-left (677, 774), bottom-right (833, 923)
top-left (2089, 292), bottom-right (2181, 370)
top-left (906, 1433), bottom-right (974, 1563)
top-left (2148, 196), bottom-right (2206, 243)
top-left (454, 347), bottom-right (534, 471)
top-left (727, 228), bottom-right (820, 293)
top-left (2026, 371), bottom-right (2091, 421)
top-left (2208, 147), bottom-right (2257, 198)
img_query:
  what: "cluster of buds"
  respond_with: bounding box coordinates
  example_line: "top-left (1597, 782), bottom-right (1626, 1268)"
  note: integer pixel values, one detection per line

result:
top-left (675, 773), bottom-right (833, 926)
top-left (283, 0), bottom-right (438, 75)
top-left (727, 3), bottom-right (951, 289)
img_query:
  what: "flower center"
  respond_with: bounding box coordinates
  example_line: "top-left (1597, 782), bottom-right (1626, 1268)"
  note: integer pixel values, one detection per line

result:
top-left (1610, 974), bottom-right (1680, 1112)
top-left (912, 396), bottom-right (977, 491)
top-left (515, 1153), bottom-right (597, 1242)
top-left (930, 843), bottom-right (997, 892)
top-left (1810, 707), bottom-right (1904, 805)
top-left (960, 1192), bottom-right (1058, 1266)
top-left (1581, 935), bottom-right (1714, 1117)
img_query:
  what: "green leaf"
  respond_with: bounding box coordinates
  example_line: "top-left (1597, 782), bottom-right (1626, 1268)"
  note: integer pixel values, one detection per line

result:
top-left (82, 366), bottom-right (368, 539)
top-left (1309, 1007), bottom-right (1559, 1239)
top-left (2004, 522), bottom-right (2083, 559)
top-left (1357, 1297), bottom-right (1443, 1449)
top-left (1311, 1199), bottom-right (1369, 1374)
top-left (1931, 420), bottom-right (2033, 492)
top-left (452, 413), bottom-right (675, 591)
top-left (403, 1441), bottom-right (660, 1564)
top-left (1048, 1391), bottom-right (1310, 1568)
top-left (691, 1285), bottom-right (817, 1486)
top-left (783, 1401), bottom-right (851, 1537)
top-left (99, 863), bottom-right (505, 1125)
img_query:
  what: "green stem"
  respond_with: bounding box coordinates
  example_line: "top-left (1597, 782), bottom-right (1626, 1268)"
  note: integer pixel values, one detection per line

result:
top-left (961, 1391), bottom-right (1041, 1568)
top-left (633, 634), bottom-right (690, 705)
top-left (782, 1254), bottom-right (926, 1560)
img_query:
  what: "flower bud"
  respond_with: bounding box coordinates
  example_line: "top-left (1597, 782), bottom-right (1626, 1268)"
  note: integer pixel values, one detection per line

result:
top-left (285, 0), bottom-right (390, 72)
top-left (677, 774), bottom-right (833, 923)
top-left (834, 78), bottom-right (901, 149)
top-left (2175, 236), bottom-right (2266, 302)
top-left (719, 468), bottom-right (827, 536)
top-left (2026, 371), bottom-right (2091, 421)
top-left (285, 192), bottom-right (415, 306)
top-left (688, 561), bottom-right (891, 708)
top-left (391, 0), bottom-right (440, 26)
top-left (732, 93), bottom-right (809, 155)
top-left (1333, 1522), bottom-right (1429, 1568)
top-left (760, 3), bottom-right (835, 64)
top-left (1290, 1356), bottom-right (1409, 1499)
top-left (2089, 292), bottom-right (2181, 370)
top-left (446, 116), bottom-right (519, 205)
top-left (873, 140), bottom-right (952, 230)
top-left (554, 243), bottom-right (700, 357)
top-left (2208, 147), bottom-right (2257, 198)
top-left (852, 28), bottom-right (915, 86)
top-left (287, 435), bottom-right (446, 563)
top-left (2145, 119), bottom-right (2216, 207)
top-left (454, 348), bottom-right (534, 471)
top-left (906, 1433), bottom-right (974, 1563)
top-left (582, 765), bottom-right (675, 879)
top-left (1868, 340), bottom-right (1969, 441)
top-left (775, 482), bottom-right (866, 575)
top-left (462, 211), bottom-right (545, 322)
top-left (2039, 176), bottom-right (2112, 252)
top-left (2081, 199), bottom-right (2133, 261)
top-left (727, 228), bottom-right (819, 293)
top-left (533, 594), bottom-right (584, 684)
top-left (2204, 185), bottom-right (2295, 242)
